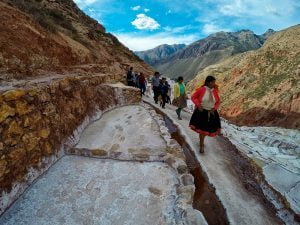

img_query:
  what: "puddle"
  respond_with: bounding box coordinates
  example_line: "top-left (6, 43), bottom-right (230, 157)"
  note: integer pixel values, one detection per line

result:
top-left (149, 104), bottom-right (229, 225)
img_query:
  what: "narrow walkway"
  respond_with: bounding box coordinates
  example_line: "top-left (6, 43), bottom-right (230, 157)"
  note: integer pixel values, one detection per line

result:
top-left (144, 97), bottom-right (282, 225)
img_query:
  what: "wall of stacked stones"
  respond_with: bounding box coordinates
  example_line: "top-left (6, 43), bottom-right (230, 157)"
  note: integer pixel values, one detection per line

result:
top-left (0, 75), bottom-right (140, 213)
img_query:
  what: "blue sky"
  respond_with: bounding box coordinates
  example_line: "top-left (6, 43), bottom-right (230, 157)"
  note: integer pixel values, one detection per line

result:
top-left (74, 0), bottom-right (300, 51)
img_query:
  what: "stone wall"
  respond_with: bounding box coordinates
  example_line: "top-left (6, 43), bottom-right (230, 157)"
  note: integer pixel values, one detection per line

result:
top-left (0, 76), bottom-right (141, 214)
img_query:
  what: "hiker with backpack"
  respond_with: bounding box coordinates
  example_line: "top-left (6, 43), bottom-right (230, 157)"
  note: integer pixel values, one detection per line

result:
top-left (138, 72), bottom-right (147, 96)
top-left (126, 67), bottom-right (134, 87)
top-left (151, 72), bottom-right (161, 104)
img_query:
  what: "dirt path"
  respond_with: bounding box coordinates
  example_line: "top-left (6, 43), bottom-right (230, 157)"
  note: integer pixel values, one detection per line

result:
top-left (144, 97), bottom-right (282, 225)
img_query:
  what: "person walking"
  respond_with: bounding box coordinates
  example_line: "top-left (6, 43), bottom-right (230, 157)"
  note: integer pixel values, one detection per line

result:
top-left (126, 67), bottom-right (134, 87)
top-left (133, 72), bottom-right (139, 88)
top-left (189, 75), bottom-right (221, 153)
top-left (165, 81), bottom-right (171, 104)
top-left (151, 72), bottom-right (161, 104)
top-left (172, 76), bottom-right (187, 120)
top-left (138, 72), bottom-right (147, 96)
top-left (159, 78), bottom-right (169, 109)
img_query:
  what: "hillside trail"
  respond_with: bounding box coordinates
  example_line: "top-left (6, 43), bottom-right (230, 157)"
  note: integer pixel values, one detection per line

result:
top-left (143, 96), bottom-right (282, 225)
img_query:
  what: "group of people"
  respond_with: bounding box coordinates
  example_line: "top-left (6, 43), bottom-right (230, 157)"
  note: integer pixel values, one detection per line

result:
top-left (126, 67), bottom-right (221, 154)
top-left (126, 67), bottom-right (147, 96)
top-left (151, 72), bottom-right (171, 108)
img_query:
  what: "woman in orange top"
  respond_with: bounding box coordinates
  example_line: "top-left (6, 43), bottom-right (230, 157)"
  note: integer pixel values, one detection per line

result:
top-left (189, 76), bottom-right (221, 153)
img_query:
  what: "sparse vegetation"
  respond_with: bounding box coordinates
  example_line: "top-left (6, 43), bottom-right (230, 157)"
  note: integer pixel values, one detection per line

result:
top-left (4, 0), bottom-right (75, 33)
top-left (247, 73), bottom-right (287, 100)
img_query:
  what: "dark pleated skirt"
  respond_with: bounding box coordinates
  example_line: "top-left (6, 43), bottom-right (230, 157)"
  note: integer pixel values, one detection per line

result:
top-left (189, 108), bottom-right (221, 137)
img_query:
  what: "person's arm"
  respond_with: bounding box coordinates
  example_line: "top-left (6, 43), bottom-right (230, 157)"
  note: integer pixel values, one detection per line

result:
top-left (212, 89), bottom-right (221, 110)
top-left (191, 87), bottom-right (206, 107)
top-left (173, 84), bottom-right (179, 98)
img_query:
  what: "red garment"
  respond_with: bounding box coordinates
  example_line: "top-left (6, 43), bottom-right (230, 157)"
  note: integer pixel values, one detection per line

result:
top-left (139, 75), bottom-right (146, 84)
top-left (191, 86), bottom-right (220, 110)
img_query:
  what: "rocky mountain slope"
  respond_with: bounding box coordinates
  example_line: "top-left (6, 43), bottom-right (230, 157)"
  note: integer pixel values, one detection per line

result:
top-left (187, 25), bottom-right (300, 129)
top-left (0, 0), bottom-right (152, 82)
top-left (155, 29), bottom-right (275, 81)
top-left (135, 44), bottom-right (186, 66)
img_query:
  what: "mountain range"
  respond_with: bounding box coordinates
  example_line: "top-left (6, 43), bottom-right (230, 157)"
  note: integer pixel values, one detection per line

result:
top-left (137, 29), bottom-right (275, 81)
top-left (187, 25), bottom-right (300, 129)
top-left (135, 44), bottom-right (186, 66)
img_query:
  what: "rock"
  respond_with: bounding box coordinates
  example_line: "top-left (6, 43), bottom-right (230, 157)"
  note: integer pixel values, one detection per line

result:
top-left (177, 165), bottom-right (188, 174)
top-left (43, 142), bottom-right (53, 155)
top-left (110, 143), bottom-right (120, 152)
top-left (9, 148), bottom-right (26, 165)
top-left (59, 79), bottom-right (71, 92)
top-left (166, 146), bottom-right (185, 159)
top-left (3, 89), bottom-right (26, 101)
top-left (148, 186), bottom-right (162, 196)
top-left (165, 156), bottom-right (176, 167)
top-left (37, 91), bottom-right (51, 103)
top-left (0, 159), bottom-right (7, 178)
top-left (23, 111), bottom-right (42, 128)
top-left (7, 120), bottom-right (23, 135)
top-left (42, 103), bottom-right (56, 116)
top-left (181, 174), bottom-right (194, 186)
top-left (91, 149), bottom-right (107, 157)
top-left (133, 153), bottom-right (150, 161)
top-left (4, 137), bottom-right (19, 147)
top-left (38, 128), bottom-right (50, 139)
top-left (23, 95), bottom-right (35, 103)
top-left (0, 103), bottom-right (15, 123)
top-left (23, 117), bottom-right (31, 127)
top-left (22, 133), bottom-right (40, 152)
top-left (185, 207), bottom-right (208, 225)
top-left (32, 111), bottom-right (42, 122)
top-left (15, 100), bottom-right (32, 115)
top-left (177, 185), bottom-right (195, 204)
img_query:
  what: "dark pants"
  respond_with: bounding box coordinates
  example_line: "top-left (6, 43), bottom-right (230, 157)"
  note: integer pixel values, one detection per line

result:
top-left (153, 86), bottom-right (160, 103)
top-left (176, 108), bottom-right (182, 118)
top-left (127, 81), bottom-right (135, 87)
top-left (139, 83), bottom-right (146, 96)
top-left (166, 95), bottom-right (171, 104)
top-left (161, 94), bottom-right (167, 108)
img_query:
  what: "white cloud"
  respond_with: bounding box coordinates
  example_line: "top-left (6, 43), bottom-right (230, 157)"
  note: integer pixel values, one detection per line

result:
top-left (131, 5), bottom-right (141, 11)
top-left (144, 8), bottom-right (150, 12)
top-left (115, 32), bottom-right (198, 51)
top-left (217, 0), bottom-right (292, 18)
top-left (203, 23), bottom-right (230, 35)
top-left (131, 14), bottom-right (160, 30)
top-left (163, 25), bottom-right (194, 33)
top-left (74, 0), bottom-right (98, 7)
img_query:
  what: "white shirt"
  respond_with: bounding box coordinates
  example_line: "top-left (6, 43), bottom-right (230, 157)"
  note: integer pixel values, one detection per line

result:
top-left (201, 87), bottom-right (216, 110)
